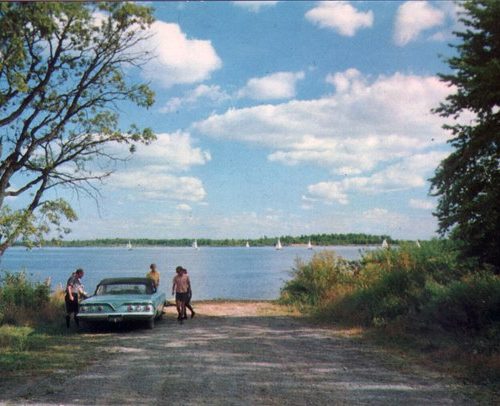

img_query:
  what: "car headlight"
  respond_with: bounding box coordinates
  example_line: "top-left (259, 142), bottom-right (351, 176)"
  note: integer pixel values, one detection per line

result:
top-left (127, 304), bottom-right (152, 312)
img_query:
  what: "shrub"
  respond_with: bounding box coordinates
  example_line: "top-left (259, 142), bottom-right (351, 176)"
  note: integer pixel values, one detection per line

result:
top-left (423, 272), bottom-right (500, 332)
top-left (0, 271), bottom-right (62, 326)
top-left (279, 251), bottom-right (357, 308)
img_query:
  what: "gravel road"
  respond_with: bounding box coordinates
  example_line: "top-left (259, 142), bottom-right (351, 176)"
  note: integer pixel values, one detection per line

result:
top-left (1, 302), bottom-right (475, 405)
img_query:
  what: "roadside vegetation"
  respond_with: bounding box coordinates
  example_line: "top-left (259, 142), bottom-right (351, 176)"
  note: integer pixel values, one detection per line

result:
top-left (279, 241), bottom-right (500, 396)
top-left (0, 271), bottom-right (104, 382)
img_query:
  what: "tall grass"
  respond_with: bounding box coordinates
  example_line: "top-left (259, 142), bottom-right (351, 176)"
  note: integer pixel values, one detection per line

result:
top-left (280, 240), bottom-right (500, 333)
top-left (0, 271), bottom-right (64, 327)
top-left (280, 251), bottom-right (358, 310)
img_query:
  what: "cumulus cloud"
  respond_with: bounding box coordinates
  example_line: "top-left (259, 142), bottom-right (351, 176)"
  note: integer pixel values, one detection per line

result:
top-left (106, 131), bottom-right (210, 203)
top-left (232, 1), bottom-right (279, 13)
top-left (111, 170), bottom-right (206, 202)
top-left (307, 182), bottom-right (349, 205)
top-left (121, 131), bottom-right (211, 172)
top-left (194, 70), bottom-right (451, 174)
top-left (140, 21), bottom-right (222, 88)
top-left (394, 1), bottom-right (445, 46)
top-left (361, 208), bottom-right (412, 233)
top-left (306, 151), bottom-right (447, 204)
top-left (237, 71), bottom-right (305, 100)
top-left (160, 85), bottom-right (230, 113)
top-left (305, 1), bottom-right (373, 36)
top-left (409, 198), bottom-right (435, 210)
top-left (176, 203), bottom-right (193, 211)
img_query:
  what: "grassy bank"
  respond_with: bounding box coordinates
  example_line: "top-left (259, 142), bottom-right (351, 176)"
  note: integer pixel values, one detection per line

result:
top-left (0, 272), bottom-right (105, 386)
top-left (280, 240), bottom-right (500, 397)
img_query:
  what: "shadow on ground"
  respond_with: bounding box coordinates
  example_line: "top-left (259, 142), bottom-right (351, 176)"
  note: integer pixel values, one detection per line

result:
top-left (1, 304), bottom-right (474, 405)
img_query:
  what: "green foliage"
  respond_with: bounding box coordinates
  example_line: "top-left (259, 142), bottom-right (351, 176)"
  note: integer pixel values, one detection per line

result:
top-left (280, 251), bottom-right (359, 308)
top-left (0, 271), bottom-right (53, 326)
top-left (422, 272), bottom-right (500, 332)
top-left (1, 200), bottom-right (77, 250)
top-left (0, 2), bottom-right (156, 254)
top-left (281, 240), bottom-right (500, 337)
top-left (430, 0), bottom-right (500, 272)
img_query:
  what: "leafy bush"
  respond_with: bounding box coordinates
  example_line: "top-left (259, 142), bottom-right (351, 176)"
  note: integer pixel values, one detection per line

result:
top-left (0, 271), bottom-right (61, 326)
top-left (279, 251), bottom-right (358, 308)
top-left (423, 272), bottom-right (500, 332)
top-left (283, 240), bottom-right (499, 337)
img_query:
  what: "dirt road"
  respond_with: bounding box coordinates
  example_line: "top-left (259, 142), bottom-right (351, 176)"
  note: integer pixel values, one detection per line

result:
top-left (2, 302), bottom-right (474, 405)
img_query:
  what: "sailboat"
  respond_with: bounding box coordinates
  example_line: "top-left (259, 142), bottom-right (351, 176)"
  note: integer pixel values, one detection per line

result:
top-left (381, 239), bottom-right (389, 249)
top-left (307, 239), bottom-right (313, 250)
top-left (127, 240), bottom-right (133, 250)
top-left (416, 240), bottom-right (421, 248)
top-left (246, 241), bottom-right (250, 248)
top-left (275, 238), bottom-right (282, 250)
top-left (192, 239), bottom-right (199, 250)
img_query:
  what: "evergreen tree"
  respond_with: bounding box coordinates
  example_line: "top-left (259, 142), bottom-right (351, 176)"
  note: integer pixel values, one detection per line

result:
top-left (430, 0), bottom-right (500, 272)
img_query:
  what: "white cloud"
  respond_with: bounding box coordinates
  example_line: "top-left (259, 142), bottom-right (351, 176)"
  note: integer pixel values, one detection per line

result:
top-left (111, 170), bottom-right (206, 202)
top-left (105, 131), bottom-right (210, 203)
top-left (140, 21), bottom-right (222, 88)
top-left (115, 131), bottom-right (211, 172)
top-left (306, 151), bottom-right (447, 204)
top-left (305, 1), bottom-right (373, 36)
top-left (394, 1), bottom-right (445, 46)
top-left (360, 208), bottom-right (412, 234)
top-left (409, 198), bottom-right (435, 210)
top-left (237, 71), bottom-right (305, 100)
top-left (307, 182), bottom-right (349, 205)
top-left (232, 1), bottom-right (279, 13)
top-left (160, 84), bottom-right (230, 113)
top-left (176, 203), bottom-right (192, 211)
top-left (194, 70), bottom-right (451, 175)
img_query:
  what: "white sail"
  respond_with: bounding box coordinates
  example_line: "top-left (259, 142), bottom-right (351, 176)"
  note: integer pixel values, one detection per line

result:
top-left (276, 238), bottom-right (282, 250)
top-left (192, 239), bottom-right (199, 249)
top-left (127, 240), bottom-right (132, 250)
top-left (416, 240), bottom-right (421, 248)
top-left (246, 241), bottom-right (250, 248)
top-left (307, 239), bottom-right (313, 250)
top-left (381, 239), bottom-right (389, 249)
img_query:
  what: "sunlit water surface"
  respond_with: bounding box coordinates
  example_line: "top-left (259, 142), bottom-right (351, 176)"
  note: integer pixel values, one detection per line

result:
top-left (0, 246), bottom-right (376, 300)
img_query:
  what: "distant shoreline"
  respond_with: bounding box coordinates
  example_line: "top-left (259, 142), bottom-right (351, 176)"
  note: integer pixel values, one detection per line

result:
top-left (14, 233), bottom-right (401, 249)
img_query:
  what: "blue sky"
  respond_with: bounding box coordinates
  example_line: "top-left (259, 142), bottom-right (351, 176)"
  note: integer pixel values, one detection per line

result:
top-left (41, 1), bottom-right (465, 241)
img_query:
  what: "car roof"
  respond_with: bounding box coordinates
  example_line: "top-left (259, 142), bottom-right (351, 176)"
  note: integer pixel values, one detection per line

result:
top-left (97, 277), bottom-right (151, 285)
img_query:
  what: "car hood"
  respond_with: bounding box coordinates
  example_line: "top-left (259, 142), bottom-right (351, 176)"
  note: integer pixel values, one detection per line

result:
top-left (82, 294), bottom-right (153, 305)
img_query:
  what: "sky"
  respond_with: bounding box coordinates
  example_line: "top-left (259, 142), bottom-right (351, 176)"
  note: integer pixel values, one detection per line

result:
top-left (23, 1), bottom-right (467, 241)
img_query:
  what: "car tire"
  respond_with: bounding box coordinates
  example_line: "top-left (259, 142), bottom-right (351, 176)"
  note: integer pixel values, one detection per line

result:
top-left (147, 318), bottom-right (155, 329)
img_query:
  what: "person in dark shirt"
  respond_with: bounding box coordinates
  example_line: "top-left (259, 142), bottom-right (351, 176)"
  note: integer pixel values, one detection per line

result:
top-left (65, 268), bottom-right (86, 328)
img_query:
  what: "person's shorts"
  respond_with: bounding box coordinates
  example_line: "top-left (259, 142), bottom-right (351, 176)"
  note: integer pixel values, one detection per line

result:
top-left (175, 292), bottom-right (188, 302)
top-left (65, 294), bottom-right (79, 313)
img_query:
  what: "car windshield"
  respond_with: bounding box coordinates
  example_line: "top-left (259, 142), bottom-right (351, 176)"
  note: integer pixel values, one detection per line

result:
top-left (96, 283), bottom-right (149, 295)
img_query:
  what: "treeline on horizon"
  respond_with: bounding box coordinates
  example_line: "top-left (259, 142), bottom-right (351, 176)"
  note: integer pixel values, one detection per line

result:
top-left (35, 233), bottom-right (397, 248)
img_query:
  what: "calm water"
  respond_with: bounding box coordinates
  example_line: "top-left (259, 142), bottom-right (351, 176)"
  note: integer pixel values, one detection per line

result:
top-left (0, 246), bottom-right (374, 300)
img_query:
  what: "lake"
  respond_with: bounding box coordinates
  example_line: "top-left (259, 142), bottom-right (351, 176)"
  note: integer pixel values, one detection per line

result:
top-left (0, 246), bottom-right (375, 300)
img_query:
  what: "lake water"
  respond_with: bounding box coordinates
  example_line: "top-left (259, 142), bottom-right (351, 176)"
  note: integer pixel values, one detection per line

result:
top-left (0, 246), bottom-right (375, 300)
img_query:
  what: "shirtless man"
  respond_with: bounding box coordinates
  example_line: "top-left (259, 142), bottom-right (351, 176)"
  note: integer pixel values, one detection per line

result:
top-left (172, 266), bottom-right (190, 323)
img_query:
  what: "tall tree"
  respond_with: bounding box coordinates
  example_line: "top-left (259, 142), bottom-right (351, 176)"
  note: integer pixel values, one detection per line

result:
top-left (0, 2), bottom-right (156, 254)
top-left (430, 0), bottom-right (500, 272)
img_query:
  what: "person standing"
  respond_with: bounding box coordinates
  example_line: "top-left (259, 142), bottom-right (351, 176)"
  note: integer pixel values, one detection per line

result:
top-left (65, 268), bottom-right (86, 328)
top-left (146, 263), bottom-right (160, 292)
top-left (172, 266), bottom-right (190, 323)
top-left (182, 267), bottom-right (195, 319)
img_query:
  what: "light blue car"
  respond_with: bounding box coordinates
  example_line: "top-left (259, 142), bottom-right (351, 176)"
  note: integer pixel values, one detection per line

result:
top-left (78, 277), bottom-right (166, 329)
